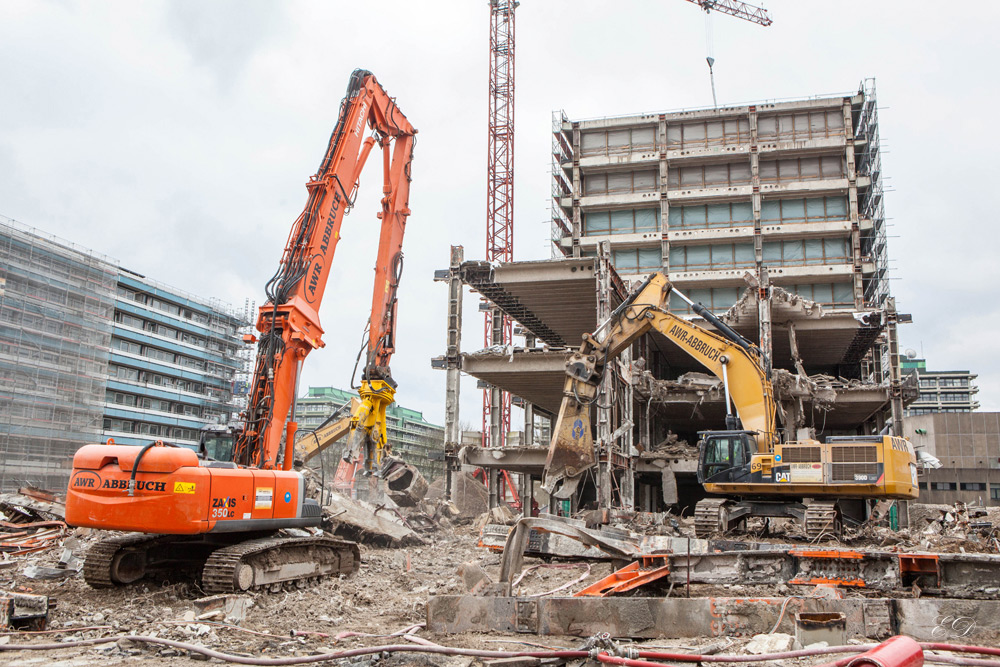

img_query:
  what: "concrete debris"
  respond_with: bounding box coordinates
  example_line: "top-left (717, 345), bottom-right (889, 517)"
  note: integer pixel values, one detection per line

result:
top-left (0, 590), bottom-right (49, 630)
top-left (744, 632), bottom-right (799, 654)
top-left (426, 471), bottom-right (489, 522)
top-left (380, 457), bottom-right (429, 508)
top-left (0, 488), bottom-right (68, 557)
top-left (192, 594), bottom-right (254, 625)
top-left (474, 505), bottom-right (517, 532)
top-left (457, 561), bottom-right (502, 596)
top-left (322, 490), bottom-right (425, 546)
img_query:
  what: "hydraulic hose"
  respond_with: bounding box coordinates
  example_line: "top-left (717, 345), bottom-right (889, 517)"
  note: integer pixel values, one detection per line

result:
top-left (0, 637), bottom-right (589, 665)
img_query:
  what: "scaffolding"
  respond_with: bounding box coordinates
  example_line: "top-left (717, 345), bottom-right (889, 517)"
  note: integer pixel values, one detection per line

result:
top-left (856, 78), bottom-right (889, 309)
top-left (0, 215), bottom-right (117, 492)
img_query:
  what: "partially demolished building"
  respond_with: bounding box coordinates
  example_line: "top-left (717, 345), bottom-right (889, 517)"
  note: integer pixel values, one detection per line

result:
top-left (440, 82), bottom-right (915, 513)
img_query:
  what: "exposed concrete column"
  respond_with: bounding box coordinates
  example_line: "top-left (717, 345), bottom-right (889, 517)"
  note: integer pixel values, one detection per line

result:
top-left (523, 333), bottom-right (536, 447)
top-left (519, 472), bottom-right (532, 517)
top-left (845, 97), bottom-right (864, 309)
top-left (758, 267), bottom-right (773, 377)
top-left (571, 122), bottom-right (582, 258)
top-left (488, 302), bottom-right (504, 508)
top-left (620, 344), bottom-right (635, 510)
top-left (658, 114), bottom-right (670, 271)
top-left (749, 105), bottom-right (772, 373)
top-left (435, 245), bottom-right (465, 501)
top-left (886, 297), bottom-right (904, 435)
top-left (596, 241), bottom-right (613, 508)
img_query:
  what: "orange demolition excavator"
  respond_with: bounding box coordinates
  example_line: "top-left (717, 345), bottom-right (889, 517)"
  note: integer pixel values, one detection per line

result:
top-left (65, 69), bottom-right (416, 593)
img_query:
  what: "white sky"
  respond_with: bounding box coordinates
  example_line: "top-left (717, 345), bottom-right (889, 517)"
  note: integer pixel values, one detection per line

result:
top-left (2, 0), bottom-right (998, 428)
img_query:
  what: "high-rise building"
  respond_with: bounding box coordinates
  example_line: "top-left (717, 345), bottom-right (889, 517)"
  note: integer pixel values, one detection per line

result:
top-left (551, 80), bottom-right (888, 315)
top-left (0, 215), bottom-right (248, 492)
top-left (294, 386), bottom-right (445, 482)
top-left (901, 356), bottom-right (979, 416)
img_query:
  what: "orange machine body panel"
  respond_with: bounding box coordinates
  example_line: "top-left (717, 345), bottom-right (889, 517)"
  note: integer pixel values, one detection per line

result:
top-left (66, 444), bottom-right (315, 535)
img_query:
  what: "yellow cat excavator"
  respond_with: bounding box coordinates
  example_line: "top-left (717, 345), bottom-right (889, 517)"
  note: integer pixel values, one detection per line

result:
top-left (542, 272), bottom-right (918, 540)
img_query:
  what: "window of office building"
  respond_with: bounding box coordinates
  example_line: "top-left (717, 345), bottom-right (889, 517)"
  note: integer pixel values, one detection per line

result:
top-left (668, 202), bottom-right (753, 229)
top-left (668, 162), bottom-right (752, 189)
top-left (584, 170), bottom-right (657, 196)
top-left (580, 127), bottom-right (657, 157)
top-left (757, 110), bottom-right (846, 142)
top-left (762, 238), bottom-right (851, 266)
top-left (669, 243), bottom-right (755, 271)
top-left (760, 196), bottom-right (848, 224)
top-left (759, 156), bottom-right (845, 184)
top-left (612, 247), bottom-right (661, 273)
top-left (666, 118), bottom-right (750, 150)
top-left (583, 208), bottom-right (658, 236)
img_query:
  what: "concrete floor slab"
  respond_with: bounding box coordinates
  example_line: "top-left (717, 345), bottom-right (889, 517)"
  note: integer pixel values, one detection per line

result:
top-left (427, 595), bottom-right (1000, 642)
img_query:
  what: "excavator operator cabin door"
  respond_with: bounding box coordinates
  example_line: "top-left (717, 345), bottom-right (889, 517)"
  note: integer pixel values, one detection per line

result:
top-left (200, 430), bottom-right (235, 462)
top-left (699, 433), bottom-right (753, 484)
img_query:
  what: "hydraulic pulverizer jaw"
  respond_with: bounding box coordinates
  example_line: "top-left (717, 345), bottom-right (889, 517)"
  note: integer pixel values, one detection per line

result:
top-left (542, 337), bottom-right (605, 499)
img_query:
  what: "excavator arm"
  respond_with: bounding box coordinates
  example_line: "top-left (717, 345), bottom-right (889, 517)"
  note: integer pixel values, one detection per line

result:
top-left (234, 69), bottom-right (416, 472)
top-left (542, 272), bottom-right (776, 498)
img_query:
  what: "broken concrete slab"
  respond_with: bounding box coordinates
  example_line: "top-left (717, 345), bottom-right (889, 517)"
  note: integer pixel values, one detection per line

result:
top-left (426, 595), bottom-right (872, 639)
top-left (0, 591), bottom-right (49, 630)
top-left (322, 491), bottom-right (423, 546)
top-left (427, 595), bottom-right (1000, 642)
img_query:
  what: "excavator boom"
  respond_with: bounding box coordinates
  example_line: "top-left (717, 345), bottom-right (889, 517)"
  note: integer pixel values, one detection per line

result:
top-left (235, 69), bottom-right (416, 472)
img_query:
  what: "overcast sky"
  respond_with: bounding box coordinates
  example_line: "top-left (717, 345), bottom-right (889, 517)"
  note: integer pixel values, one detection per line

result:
top-left (2, 0), bottom-right (998, 428)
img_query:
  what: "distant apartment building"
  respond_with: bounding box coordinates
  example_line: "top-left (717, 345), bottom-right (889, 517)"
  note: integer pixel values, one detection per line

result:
top-left (0, 215), bottom-right (247, 492)
top-left (105, 271), bottom-right (247, 448)
top-left (901, 355), bottom-right (979, 416)
top-left (294, 386), bottom-right (444, 481)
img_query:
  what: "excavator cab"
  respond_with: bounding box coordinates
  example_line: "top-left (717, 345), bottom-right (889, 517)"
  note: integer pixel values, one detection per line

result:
top-left (697, 431), bottom-right (756, 484)
top-left (199, 424), bottom-right (236, 462)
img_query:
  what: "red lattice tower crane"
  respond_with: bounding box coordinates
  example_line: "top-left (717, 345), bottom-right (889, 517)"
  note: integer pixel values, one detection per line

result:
top-left (483, 0), bottom-right (516, 450)
top-left (481, 0), bottom-right (771, 455)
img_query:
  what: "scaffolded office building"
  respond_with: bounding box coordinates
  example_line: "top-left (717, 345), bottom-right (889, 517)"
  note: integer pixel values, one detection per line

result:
top-left (0, 215), bottom-right (248, 492)
top-left (0, 216), bottom-right (117, 491)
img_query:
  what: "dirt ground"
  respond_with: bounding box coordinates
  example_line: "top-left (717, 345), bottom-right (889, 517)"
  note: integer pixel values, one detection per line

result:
top-left (2, 500), bottom-right (998, 665)
top-left (0, 525), bottom-right (733, 667)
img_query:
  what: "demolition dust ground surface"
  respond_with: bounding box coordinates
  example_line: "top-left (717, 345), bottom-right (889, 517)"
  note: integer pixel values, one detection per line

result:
top-left (4, 502), bottom-right (1000, 666)
top-left (0, 527), bottom-right (838, 667)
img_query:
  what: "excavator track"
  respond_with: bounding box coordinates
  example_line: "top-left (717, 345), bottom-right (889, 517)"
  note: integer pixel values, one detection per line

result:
top-left (694, 499), bottom-right (728, 538)
top-left (83, 533), bottom-right (170, 588)
top-left (804, 501), bottom-right (841, 541)
top-left (201, 535), bottom-right (360, 594)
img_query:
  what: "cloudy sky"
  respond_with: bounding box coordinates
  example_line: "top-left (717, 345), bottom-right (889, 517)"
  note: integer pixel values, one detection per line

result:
top-left (2, 0), bottom-right (997, 428)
